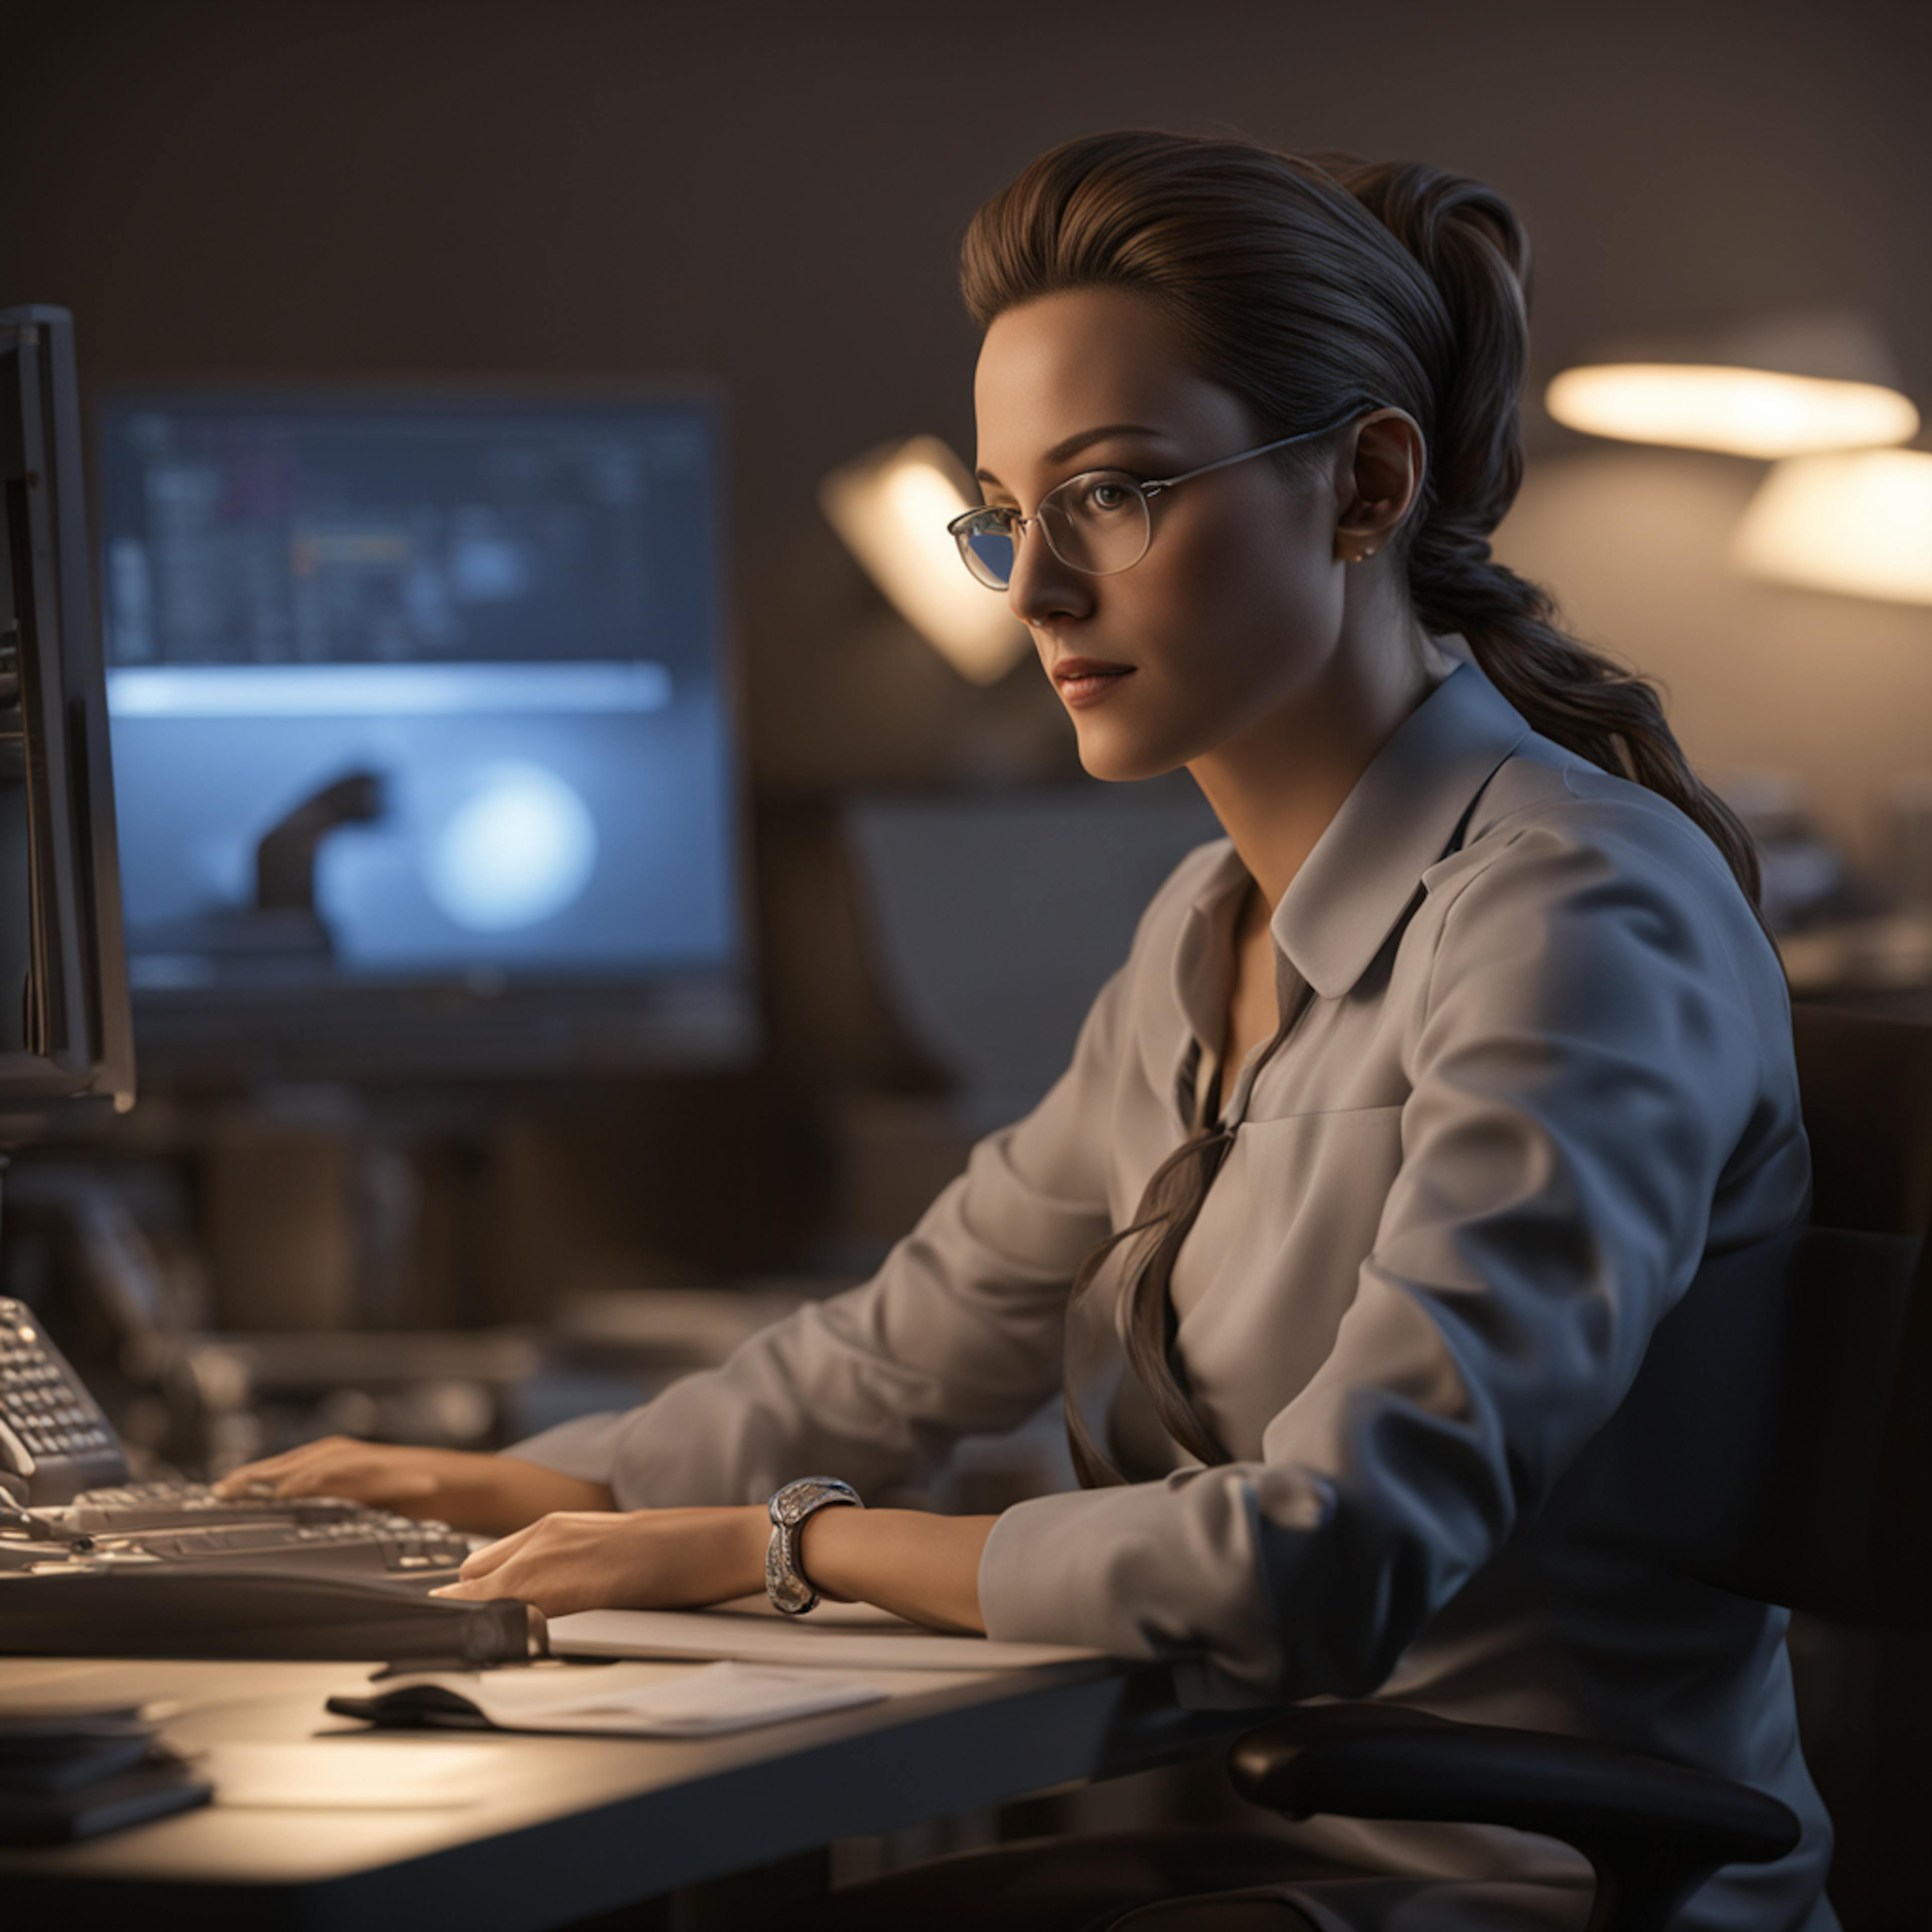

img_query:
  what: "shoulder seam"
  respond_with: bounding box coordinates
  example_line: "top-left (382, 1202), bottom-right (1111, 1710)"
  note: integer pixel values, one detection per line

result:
top-left (1462, 790), bottom-right (1739, 899)
top-left (1419, 798), bottom-right (1763, 1031)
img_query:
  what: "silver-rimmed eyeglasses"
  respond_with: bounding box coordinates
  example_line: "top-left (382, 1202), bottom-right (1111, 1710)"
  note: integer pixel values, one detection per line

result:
top-left (947, 405), bottom-right (1378, 590)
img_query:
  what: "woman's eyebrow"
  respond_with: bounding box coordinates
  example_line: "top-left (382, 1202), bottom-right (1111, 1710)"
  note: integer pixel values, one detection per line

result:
top-left (974, 423), bottom-right (1164, 488)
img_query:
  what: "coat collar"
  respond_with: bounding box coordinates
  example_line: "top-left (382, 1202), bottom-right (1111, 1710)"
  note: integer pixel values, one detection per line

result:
top-left (1152, 651), bottom-right (1533, 1109)
top-left (1270, 654), bottom-right (1531, 999)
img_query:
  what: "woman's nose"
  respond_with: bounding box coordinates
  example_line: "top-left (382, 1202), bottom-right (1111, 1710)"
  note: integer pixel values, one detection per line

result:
top-left (1006, 520), bottom-right (1094, 628)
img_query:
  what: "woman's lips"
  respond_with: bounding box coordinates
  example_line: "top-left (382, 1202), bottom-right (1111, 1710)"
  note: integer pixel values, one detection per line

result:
top-left (1052, 659), bottom-right (1135, 710)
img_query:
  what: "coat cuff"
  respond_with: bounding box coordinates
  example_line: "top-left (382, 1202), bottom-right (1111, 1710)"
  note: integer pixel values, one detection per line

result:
top-left (977, 1477), bottom-right (1287, 1709)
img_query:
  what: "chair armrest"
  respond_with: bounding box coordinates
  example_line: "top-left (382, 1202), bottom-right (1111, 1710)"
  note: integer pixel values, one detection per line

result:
top-left (1229, 1703), bottom-right (1800, 1932)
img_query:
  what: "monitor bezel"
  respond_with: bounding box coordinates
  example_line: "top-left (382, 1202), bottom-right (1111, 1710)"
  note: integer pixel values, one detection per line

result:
top-left (0, 305), bottom-right (137, 1117)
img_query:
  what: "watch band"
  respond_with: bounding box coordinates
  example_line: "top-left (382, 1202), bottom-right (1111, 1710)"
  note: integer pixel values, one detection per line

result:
top-left (765, 1476), bottom-right (863, 1616)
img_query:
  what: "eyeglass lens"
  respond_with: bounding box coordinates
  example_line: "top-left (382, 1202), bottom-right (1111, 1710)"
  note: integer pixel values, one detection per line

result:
top-left (956, 473), bottom-right (1152, 590)
top-left (960, 523), bottom-right (1018, 589)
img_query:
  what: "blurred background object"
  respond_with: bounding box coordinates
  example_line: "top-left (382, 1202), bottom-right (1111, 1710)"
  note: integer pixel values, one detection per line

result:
top-left (1734, 448), bottom-right (1932, 606)
top-left (820, 435), bottom-right (1032, 685)
top-left (1544, 361), bottom-right (1916, 457)
top-left (1544, 309), bottom-right (1918, 456)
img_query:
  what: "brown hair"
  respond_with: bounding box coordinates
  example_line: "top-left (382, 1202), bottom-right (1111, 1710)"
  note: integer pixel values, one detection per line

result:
top-left (960, 130), bottom-right (1763, 1481)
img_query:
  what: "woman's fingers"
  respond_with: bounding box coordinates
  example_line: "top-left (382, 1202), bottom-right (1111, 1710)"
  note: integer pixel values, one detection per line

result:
top-left (457, 1512), bottom-right (606, 1579)
top-left (436, 1514), bottom-right (625, 1614)
top-left (431, 1508), bottom-right (764, 1619)
top-left (263, 1454), bottom-right (411, 1500)
top-left (214, 1437), bottom-right (366, 1493)
top-left (435, 1544), bottom-right (568, 1609)
top-left (213, 1439), bottom-right (438, 1505)
top-left (456, 1518), bottom-right (543, 1579)
top-left (433, 1567), bottom-right (525, 1602)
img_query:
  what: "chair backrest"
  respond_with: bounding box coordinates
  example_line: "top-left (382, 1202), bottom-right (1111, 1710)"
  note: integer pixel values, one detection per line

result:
top-left (1547, 1003), bottom-right (1932, 1627)
top-left (1794, 1004), bottom-right (1932, 1239)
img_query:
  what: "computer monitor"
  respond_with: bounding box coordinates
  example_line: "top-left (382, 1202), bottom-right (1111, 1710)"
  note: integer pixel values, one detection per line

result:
top-left (93, 384), bottom-right (755, 1081)
top-left (0, 305), bottom-right (136, 1128)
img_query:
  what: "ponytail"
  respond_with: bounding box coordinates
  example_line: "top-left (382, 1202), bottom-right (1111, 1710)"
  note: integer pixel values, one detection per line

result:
top-left (1333, 158), bottom-right (1762, 905)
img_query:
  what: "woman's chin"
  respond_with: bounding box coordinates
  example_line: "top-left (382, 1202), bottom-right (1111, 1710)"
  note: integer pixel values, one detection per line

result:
top-left (1073, 719), bottom-right (1189, 785)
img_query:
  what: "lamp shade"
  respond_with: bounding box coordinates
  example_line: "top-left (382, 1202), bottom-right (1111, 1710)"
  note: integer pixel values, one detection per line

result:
top-left (1545, 311), bottom-right (1919, 458)
top-left (1733, 449), bottom-right (1932, 605)
top-left (819, 436), bottom-right (1030, 685)
top-left (1545, 364), bottom-right (1918, 458)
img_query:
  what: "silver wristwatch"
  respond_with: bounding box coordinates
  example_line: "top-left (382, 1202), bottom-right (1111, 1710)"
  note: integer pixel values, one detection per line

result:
top-left (765, 1476), bottom-right (863, 1615)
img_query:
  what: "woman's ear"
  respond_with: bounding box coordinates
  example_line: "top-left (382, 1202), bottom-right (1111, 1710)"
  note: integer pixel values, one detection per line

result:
top-left (1333, 409), bottom-right (1425, 563)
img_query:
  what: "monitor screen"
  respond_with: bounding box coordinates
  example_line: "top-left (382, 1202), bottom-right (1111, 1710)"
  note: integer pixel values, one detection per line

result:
top-left (95, 389), bottom-right (752, 1077)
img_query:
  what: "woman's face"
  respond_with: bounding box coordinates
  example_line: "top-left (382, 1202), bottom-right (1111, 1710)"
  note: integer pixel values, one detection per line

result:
top-left (972, 285), bottom-right (1358, 783)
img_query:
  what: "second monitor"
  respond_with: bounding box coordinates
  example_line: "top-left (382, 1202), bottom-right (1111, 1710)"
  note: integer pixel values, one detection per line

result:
top-left (95, 387), bottom-right (753, 1080)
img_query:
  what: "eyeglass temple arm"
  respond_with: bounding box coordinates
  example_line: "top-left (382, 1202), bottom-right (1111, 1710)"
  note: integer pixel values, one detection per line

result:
top-left (1143, 408), bottom-right (1377, 498)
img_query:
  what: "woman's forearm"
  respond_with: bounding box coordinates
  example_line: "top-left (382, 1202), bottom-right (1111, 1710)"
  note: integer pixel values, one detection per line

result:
top-left (212, 1438), bottom-right (614, 1537)
top-left (459, 1457), bottom-right (615, 1534)
top-left (797, 1507), bottom-right (997, 1633)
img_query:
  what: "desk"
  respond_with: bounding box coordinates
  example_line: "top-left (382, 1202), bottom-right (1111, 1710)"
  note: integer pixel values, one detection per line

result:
top-left (0, 1653), bottom-right (1258, 1929)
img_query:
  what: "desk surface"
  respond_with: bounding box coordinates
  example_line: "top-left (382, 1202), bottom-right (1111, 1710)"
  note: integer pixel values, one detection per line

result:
top-left (0, 1651), bottom-right (1259, 1930)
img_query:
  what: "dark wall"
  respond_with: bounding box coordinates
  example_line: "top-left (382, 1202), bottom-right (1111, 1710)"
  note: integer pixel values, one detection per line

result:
top-left (5, 0), bottom-right (1928, 790)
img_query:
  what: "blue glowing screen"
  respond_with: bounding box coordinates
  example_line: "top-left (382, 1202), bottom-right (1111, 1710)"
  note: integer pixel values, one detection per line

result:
top-left (96, 393), bottom-right (739, 991)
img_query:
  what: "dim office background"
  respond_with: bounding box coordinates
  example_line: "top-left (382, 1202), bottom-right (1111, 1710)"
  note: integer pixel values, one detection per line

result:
top-left (5, 0), bottom-right (1932, 1913)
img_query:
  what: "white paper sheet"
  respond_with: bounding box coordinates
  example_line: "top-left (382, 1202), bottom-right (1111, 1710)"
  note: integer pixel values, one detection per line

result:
top-left (546, 1595), bottom-right (1107, 1671)
top-left (348, 1661), bottom-right (890, 1736)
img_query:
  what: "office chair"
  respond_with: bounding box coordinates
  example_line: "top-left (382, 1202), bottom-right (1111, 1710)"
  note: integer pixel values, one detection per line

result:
top-left (1183, 1004), bottom-right (1932, 1932)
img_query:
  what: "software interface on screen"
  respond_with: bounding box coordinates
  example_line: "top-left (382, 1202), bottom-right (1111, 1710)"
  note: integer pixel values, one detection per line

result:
top-left (96, 395), bottom-right (738, 998)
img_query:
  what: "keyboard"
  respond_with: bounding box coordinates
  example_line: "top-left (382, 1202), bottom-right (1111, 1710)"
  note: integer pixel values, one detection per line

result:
top-left (68, 1482), bottom-right (376, 1533)
top-left (58, 1484), bottom-right (477, 1580)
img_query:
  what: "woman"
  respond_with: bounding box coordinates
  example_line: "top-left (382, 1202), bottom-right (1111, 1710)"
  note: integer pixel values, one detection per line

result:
top-left (220, 133), bottom-right (1827, 1929)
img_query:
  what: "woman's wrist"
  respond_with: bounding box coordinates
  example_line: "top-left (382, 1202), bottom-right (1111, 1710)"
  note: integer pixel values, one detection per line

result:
top-left (739, 1503), bottom-right (774, 1597)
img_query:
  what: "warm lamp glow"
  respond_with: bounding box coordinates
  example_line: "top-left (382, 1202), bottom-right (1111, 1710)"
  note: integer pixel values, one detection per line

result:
top-left (1733, 449), bottom-right (1932, 605)
top-left (819, 437), bottom-right (1030, 684)
top-left (1545, 363), bottom-right (1919, 458)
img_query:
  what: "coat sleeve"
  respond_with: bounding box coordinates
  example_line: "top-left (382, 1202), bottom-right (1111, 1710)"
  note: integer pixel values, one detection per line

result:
top-left (976, 804), bottom-right (1800, 1706)
top-left (503, 965), bottom-right (1128, 1508)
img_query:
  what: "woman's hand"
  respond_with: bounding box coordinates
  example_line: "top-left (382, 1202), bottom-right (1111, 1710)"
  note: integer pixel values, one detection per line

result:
top-left (431, 1506), bottom-right (768, 1618)
top-left (211, 1438), bottom-right (614, 1536)
top-left (434, 1503), bottom-right (999, 1632)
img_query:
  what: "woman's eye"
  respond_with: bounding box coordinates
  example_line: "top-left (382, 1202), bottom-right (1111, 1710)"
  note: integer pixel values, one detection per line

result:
top-left (1081, 480), bottom-right (1135, 514)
